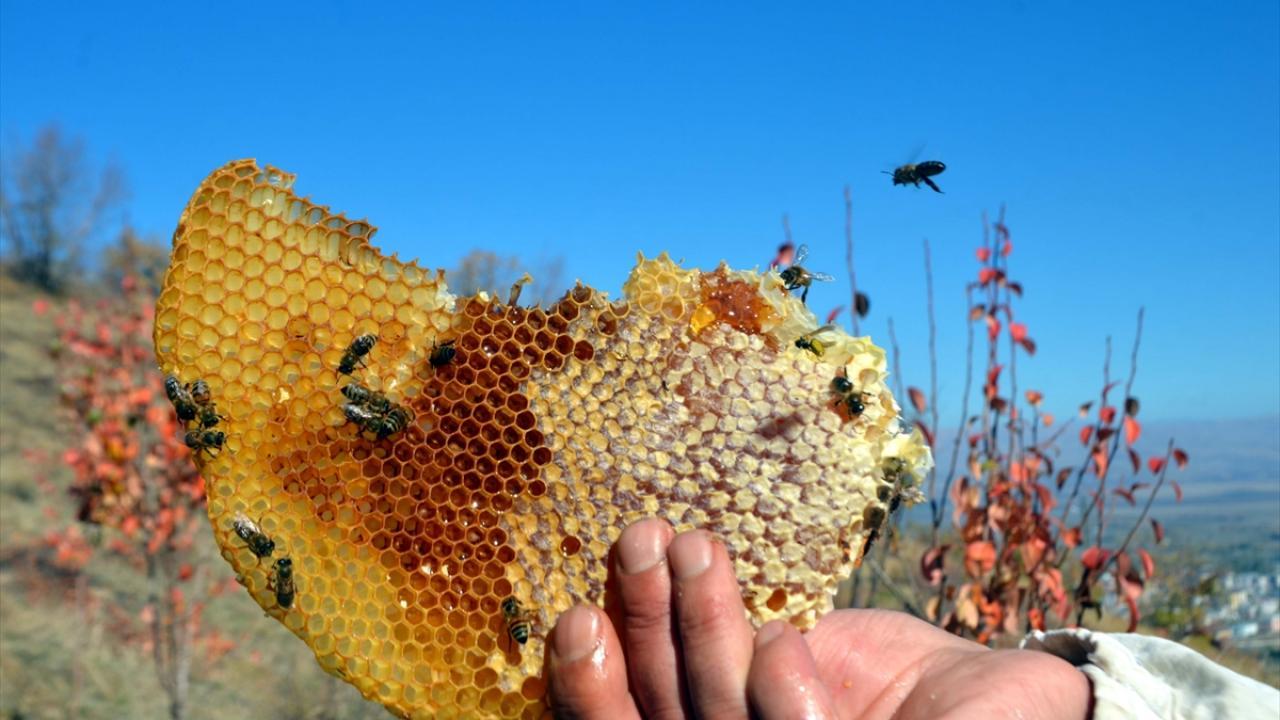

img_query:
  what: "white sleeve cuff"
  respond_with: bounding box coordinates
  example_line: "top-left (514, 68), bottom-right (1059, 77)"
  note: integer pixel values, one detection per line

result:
top-left (1021, 627), bottom-right (1279, 720)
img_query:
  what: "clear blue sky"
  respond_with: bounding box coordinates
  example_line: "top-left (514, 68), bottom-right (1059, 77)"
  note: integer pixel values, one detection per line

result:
top-left (3, 1), bottom-right (1277, 423)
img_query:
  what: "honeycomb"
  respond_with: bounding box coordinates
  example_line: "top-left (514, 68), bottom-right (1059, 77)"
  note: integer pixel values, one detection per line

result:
top-left (152, 160), bottom-right (933, 719)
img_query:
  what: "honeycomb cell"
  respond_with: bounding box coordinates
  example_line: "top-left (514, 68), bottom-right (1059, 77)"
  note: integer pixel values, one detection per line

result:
top-left (154, 160), bottom-right (931, 719)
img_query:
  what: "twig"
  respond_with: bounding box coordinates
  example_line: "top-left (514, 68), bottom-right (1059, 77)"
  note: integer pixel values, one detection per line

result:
top-left (934, 287), bottom-right (976, 537)
top-left (1103, 440), bottom-right (1174, 575)
top-left (843, 185), bottom-right (859, 336)
top-left (887, 317), bottom-right (906, 404)
top-left (867, 558), bottom-right (923, 618)
top-left (924, 238), bottom-right (940, 503)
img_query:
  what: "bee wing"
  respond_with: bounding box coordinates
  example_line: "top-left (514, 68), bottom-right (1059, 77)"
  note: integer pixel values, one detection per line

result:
top-left (922, 176), bottom-right (944, 194)
top-left (792, 244), bottom-right (809, 265)
top-left (809, 271), bottom-right (836, 283)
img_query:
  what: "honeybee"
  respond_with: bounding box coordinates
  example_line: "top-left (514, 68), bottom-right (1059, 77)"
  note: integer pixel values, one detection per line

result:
top-left (860, 458), bottom-right (924, 556)
top-left (341, 383), bottom-right (392, 414)
top-left (778, 245), bottom-right (834, 303)
top-left (501, 596), bottom-right (533, 645)
top-left (164, 375), bottom-right (198, 422)
top-left (271, 557), bottom-right (295, 609)
top-left (344, 402), bottom-right (412, 440)
top-left (188, 379), bottom-right (212, 406)
top-left (337, 334), bottom-right (378, 375)
top-left (795, 325), bottom-right (839, 357)
top-left (830, 370), bottom-right (870, 418)
top-left (884, 161), bottom-right (946, 193)
top-left (232, 514), bottom-right (275, 559)
top-left (184, 428), bottom-right (225, 457)
top-left (429, 340), bottom-right (456, 368)
top-left (197, 402), bottom-right (224, 429)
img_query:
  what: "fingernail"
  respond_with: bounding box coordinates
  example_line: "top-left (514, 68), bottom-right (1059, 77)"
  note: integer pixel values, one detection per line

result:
top-left (669, 531), bottom-right (713, 580)
top-left (618, 520), bottom-right (667, 575)
top-left (553, 605), bottom-right (601, 663)
top-left (756, 620), bottom-right (785, 648)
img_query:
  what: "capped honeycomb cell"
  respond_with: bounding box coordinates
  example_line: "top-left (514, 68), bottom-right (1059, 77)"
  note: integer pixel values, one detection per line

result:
top-left (153, 160), bottom-right (932, 719)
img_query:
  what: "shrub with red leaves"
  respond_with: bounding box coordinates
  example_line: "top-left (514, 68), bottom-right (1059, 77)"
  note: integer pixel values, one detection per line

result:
top-left (49, 276), bottom-right (230, 720)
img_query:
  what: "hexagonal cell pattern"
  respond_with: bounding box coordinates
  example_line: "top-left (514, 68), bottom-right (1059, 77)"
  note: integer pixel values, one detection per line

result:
top-left (153, 160), bottom-right (932, 719)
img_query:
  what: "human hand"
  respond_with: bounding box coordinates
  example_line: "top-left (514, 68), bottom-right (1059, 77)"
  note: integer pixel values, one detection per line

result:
top-left (546, 518), bottom-right (1091, 719)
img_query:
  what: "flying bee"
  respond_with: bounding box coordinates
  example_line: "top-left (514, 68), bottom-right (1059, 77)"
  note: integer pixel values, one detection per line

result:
top-left (164, 375), bottom-right (198, 422)
top-left (337, 333), bottom-right (378, 375)
top-left (232, 514), bottom-right (275, 559)
top-left (341, 382), bottom-right (392, 414)
top-left (501, 596), bottom-right (533, 646)
top-left (795, 325), bottom-right (840, 357)
top-left (883, 161), bottom-right (946, 194)
top-left (778, 245), bottom-right (834, 303)
top-left (429, 340), bottom-right (456, 368)
top-left (184, 428), bottom-right (225, 457)
top-left (271, 557), bottom-right (295, 609)
top-left (188, 379), bottom-right (212, 406)
top-left (829, 370), bottom-right (870, 418)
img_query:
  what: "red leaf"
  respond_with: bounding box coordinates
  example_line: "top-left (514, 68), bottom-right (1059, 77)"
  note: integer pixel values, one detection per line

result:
top-left (1018, 337), bottom-right (1037, 356)
top-left (1028, 607), bottom-right (1045, 631)
top-left (1080, 546), bottom-right (1110, 571)
top-left (1078, 401), bottom-right (1093, 417)
top-left (1151, 519), bottom-right (1165, 544)
top-left (921, 545), bottom-right (950, 586)
top-left (1009, 323), bottom-right (1028, 342)
top-left (1128, 448), bottom-right (1141, 474)
top-left (1173, 448), bottom-right (1189, 468)
top-left (976, 247), bottom-right (992, 263)
top-left (969, 305), bottom-right (985, 322)
top-left (1112, 488), bottom-right (1136, 506)
top-left (1138, 548), bottom-right (1156, 579)
top-left (1079, 426), bottom-right (1093, 446)
top-left (1100, 406), bottom-right (1117, 425)
top-left (1148, 457), bottom-right (1166, 474)
top-left (916, 421), bottom-right (936, 447)
top-left (1025, 390), bottom-right (1043, 406)
top-left (1001, 239), bottom-right (1013, 257)
top-left (908, 387), bottom-right (927, 414)
top-left (179, 564), bottom-right (194, 581)
top-left (985, 314), bottom-right (1001, 340)
top-left (978, 268), bottom-right (997, 285)
top-left (964, 541), bottom-right (997, 578)
top-left (1123, 417), bottom-right (1141, 446)
top-left (1042, 412), bottom-right (1055, 426)
top-left (1007, 282), bottom-right (1023, 297)
top-left (32, 299), bottom-right (50, 316)
top-left (1056, 467), bottom-right (1072, 490)
top-left (967, 433), bottom-right (982, 448)
top-left (825, 306), bottom-right (844, 324)
top-left (1062, 526), bottom-right (1083, 548)
top-left (1092, 448), bottom-right (1109, 477)
top-left (1170, 480), bottom-right (1183, 502)
top-left (1123, 596), bottom-right (1140, 632)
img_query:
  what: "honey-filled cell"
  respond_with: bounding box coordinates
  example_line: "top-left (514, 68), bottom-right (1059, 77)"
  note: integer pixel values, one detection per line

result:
top-left (154, 160), bottom-right (931, 719)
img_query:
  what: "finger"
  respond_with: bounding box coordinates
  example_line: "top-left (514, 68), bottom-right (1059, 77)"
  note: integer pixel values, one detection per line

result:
top-left (669, 530), bottom-right (754, 719)
top-left (548, 604), bottom-right (641, 720)
top-left (748, 621), bottom-right (837, 720)
top-left (614, 518), bottom-right (688, 719)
